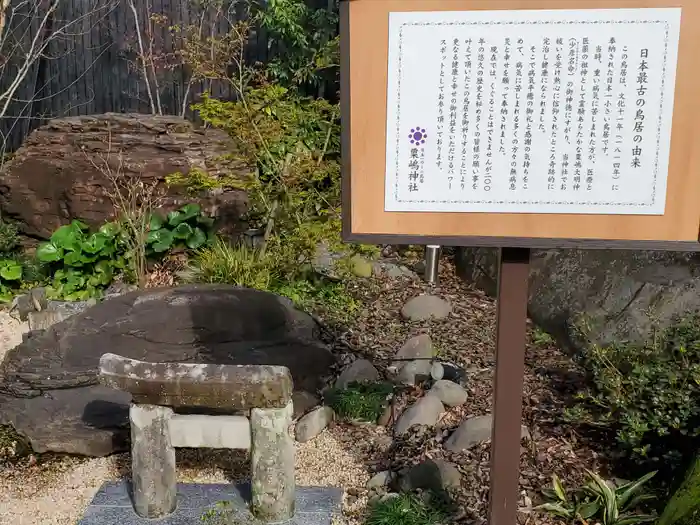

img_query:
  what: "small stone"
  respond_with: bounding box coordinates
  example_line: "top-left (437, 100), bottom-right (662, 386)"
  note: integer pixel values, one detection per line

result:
top-left (430, 362), bottom-right (445, 381)
top-left (380, 493), bottom-right (400, 503)
top-left (395, 359), bottom-right (432, 386)
top-left (367, 470), bottom-right (395, 490)
top-left (335, 359), bottom-right (380, 389)
top-left (398, 459), bottom-right (461, 492)
top-left (392, 334), bottom-right (434, 368)
top-left (430, 380), bottom-right (468, 407)
top-left (445, 414), bottom-right (530, 452)
top-left (401, 295), bottom-right (451, 321)
top-left (394, 395), bottom-right (444, 435)
top-left (294, 406), bottom-right (335, 442)
top-left (292, 391), bottom-right (321, 419)
top-left (350, 254), bottom-right (373, 278)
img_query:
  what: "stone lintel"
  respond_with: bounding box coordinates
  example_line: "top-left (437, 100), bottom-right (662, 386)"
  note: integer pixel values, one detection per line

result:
top-left (98, 353), bottom-right (293, 410)
top-left (168, 414), bottom-right (251, 449)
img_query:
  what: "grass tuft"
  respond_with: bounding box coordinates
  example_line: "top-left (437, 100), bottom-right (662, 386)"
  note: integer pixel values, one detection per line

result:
top-left (325, 381), bottom-right (394, 423)
top-left (365, 493), bottom-right (449, 525)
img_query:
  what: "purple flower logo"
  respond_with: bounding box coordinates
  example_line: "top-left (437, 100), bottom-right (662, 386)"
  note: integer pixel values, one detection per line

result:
top-left (408, 126), bottom-right (427, 145)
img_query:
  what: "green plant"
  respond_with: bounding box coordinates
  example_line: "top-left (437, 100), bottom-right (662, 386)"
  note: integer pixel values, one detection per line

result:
top-left (658, 453), bottom-right (700, 525)
top-left (183, 237), bottom-right (276, 290)
top-left (536, 470), bottom-right (657, 525)
top-left (254, 0), bottom-right (339, 92)
top-left (0, 219), bottom-right (19, 256)
top-left (0, 257), bottom-right (23, 302)
top-left (567, 313), bottom-right (700, 469)
top-left (147, 203), bottom-right (215, 255)
top-left (365, 493), bottom-right (449, 525)
top-left (165, 168), bottom-right (244, 195)
top-left (325, 381), bottom-right (394, 423)
top-left (532, 326), bottom-right (555, 347)
top-left (36, 220), bottom-right (127, 300)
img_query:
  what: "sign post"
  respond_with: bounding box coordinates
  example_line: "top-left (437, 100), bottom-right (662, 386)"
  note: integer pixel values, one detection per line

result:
top-left (341, 1), bottom-right (700, 524)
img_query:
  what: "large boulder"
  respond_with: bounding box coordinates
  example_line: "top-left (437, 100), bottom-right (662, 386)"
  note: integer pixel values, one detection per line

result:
top-left (455, 248), bottom-right (700, 351)
top-left (0, 285), bottom-right (335, 456)
top-left (0, 113), bottom-right (248, 242)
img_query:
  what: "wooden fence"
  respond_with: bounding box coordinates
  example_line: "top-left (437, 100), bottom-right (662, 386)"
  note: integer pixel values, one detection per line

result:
top-left (0, 0), bottom-right (326, 152)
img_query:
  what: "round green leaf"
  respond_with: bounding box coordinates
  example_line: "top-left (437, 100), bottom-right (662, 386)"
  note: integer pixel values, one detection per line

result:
top-left (99, 222), bottom-right (120, 238)
top-left (186, 227), bottom-right (207, 250)
top-left (151, 241), bottom-right (171, 253)
top-left (63, 250), bottom-right (85, 267)
top-left (178, 203), bottom-right (201, 221)
top-left (147, 229), bottom-right (175, 251)
top-left (0, 260), bottom-right (22, 281)
top-left (49, 224), bottom-right (83, 251)
top-left (167, 210), bottom-right (185, 226)
top-left (36, 242), bottom-right (63, 262)
top-left (82, 233), bottom-right (108, 254)
top-left (173, 222), bottom-right (194, 240)
top-left (149, 213), bottom-right (165, 231)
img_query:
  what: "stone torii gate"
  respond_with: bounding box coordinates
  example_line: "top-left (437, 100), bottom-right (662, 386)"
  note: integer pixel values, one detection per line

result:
top-left (98, 352), bottom-right (296, 522)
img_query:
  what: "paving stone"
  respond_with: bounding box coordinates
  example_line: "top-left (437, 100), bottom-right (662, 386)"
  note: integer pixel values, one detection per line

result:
top-left (77, 480), bottom-right (342, 525)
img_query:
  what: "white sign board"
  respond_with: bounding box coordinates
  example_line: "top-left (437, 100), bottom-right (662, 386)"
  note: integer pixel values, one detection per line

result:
top-left (384, 8), bottom-right (682, 214)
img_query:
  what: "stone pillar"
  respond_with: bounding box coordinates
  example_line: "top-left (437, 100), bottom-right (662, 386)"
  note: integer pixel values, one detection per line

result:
top-left (250, 401), bottom-right (295, 522)
top-left (129, 404), bottom-right (177, 519)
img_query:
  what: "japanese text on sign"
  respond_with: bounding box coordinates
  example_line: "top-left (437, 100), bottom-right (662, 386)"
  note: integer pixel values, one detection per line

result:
top-left (384, 8), bottom-right (681, 214)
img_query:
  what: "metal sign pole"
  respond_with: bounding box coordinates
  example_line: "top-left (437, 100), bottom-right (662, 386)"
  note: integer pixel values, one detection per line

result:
top-left (488, 247), bottom-right (531, 525)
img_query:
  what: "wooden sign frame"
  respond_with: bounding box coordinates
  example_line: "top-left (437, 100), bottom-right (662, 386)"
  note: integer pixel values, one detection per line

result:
top-left (340, 0), bottom-right (700, 250)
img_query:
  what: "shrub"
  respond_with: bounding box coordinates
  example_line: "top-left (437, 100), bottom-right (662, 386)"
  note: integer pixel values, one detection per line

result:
top-left (536, 470), bottom-right (657, 525)
top-left (365, 493), bottom-right (449, 525)
top-left (36, 220), bottom-right (128, 300)
top-left (568, 313), bottom-right (700, 470)
top-left (0, 257), bottom-right (23, 302)
top-left (183, 238), bottom-right (276, 290)
top-left (0, 219), bottom-right (19, 256)
top-left (146, 203), bottom-right (214, 255)
top-left (184, 238), bottom-right (359, 322)
top-left (325, 381), bottom-right (394, 423)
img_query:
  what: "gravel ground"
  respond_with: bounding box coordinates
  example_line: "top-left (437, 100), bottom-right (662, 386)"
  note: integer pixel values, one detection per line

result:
top-left (0, 425), bottom-right (373, 525)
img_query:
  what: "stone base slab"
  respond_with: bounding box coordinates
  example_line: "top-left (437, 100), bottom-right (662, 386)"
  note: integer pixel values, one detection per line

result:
top-left (77, 480), bottom-right (343, 525)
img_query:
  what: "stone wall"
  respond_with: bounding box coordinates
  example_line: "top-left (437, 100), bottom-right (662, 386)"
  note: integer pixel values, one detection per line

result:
top-left (0, 113), bottom-right (249, 241)
top-left (455, 247), bottom-right (700, 351)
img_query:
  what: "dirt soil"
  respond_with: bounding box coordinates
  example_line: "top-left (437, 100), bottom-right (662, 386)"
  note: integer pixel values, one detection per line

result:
top-left (0, 256), bottom-right (603, 525)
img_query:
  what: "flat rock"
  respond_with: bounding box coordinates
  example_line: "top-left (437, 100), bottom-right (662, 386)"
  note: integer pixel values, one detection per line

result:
top-left (394, 360), bottom-right (432, 386)
top-left (0, 285), bottom-right (335, 456)
top-left (394, 395), bottom-right (444, 435)
top-left (392, 334), bottom-right (433, 368)
top-left (367, 471), bottom-right (395, 491)
top-left (445, 414), bottom-right (530, 452)
top-left (295, 406), bottom-right (334, 443)
top-left (400, 295), bottom-right (451, 321)
top-left (335, 359), bottom-right (379, 389)
top-left (429, 380), bottom-right (468, 407)
top-left (78, 480), bottom-right (342, 525)
top-left (398, 459), bottom-right (461, 492)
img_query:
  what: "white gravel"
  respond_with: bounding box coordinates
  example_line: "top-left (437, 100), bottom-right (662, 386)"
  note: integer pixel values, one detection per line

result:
top-left (0, 429), bottom-right (369, 525)
top-left (0, 309), bottom-right (27, 364)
